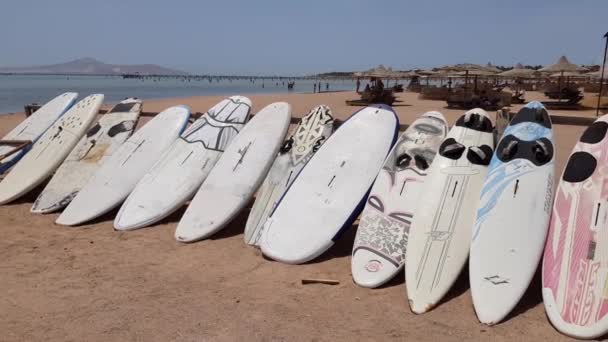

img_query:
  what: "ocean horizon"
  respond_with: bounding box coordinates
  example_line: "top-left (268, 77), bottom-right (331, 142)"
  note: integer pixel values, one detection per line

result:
top-left (0, 74), bottom-right (358, 114)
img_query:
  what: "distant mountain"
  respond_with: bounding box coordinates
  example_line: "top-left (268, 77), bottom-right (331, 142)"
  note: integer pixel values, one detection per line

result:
top-left (0, 57), bottom-right (188, 76)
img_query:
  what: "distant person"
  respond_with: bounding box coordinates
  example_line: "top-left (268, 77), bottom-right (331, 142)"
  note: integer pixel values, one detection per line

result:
top-left (313, 83), bottom-right (317, 93)
top-left (326, 83), bottom-right (329, 91)
top-left (356, 78), bottom-right (361, 93)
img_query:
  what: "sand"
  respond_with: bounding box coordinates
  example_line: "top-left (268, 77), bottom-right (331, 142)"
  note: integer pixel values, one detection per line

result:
top-left (0, 91), bottom-right (596, 341)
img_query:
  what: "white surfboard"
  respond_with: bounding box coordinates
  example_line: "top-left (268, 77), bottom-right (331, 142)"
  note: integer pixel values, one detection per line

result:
top-left (542, 115), bottom-right (608, 339)
top-left (405, 109), bottom-right (494, 314)
top-left (0, 94), bottom-right (104, 205)
top-left (260, 104), bottom-right (399, 265)
top-left (114, 96), bottom-right (252, 231)
top-left (351, 111), bottom-right (448, 289)
top-left (469, 101), bottom-right (555, 325)
top-left (0, 92), bottom-right (78, 174)
top-left (174, 102), bottom-right (291, 242)
top-left (55, 106), bottom-right (190, 226)
top-left (243, 105), bottom-right (334, 246)
top-left (31, 98), bottom-right (142, 214)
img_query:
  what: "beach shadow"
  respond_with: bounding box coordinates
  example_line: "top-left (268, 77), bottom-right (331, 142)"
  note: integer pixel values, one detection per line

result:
top-left (500, 265), bottom-right (543, 324)
top-left (7, 179), bottom-right (50, 205)
top-left (344, 102), bottom-right (411, 108)
top-left (154, 205), bottom-right (188, 226)
top-left (377, 268), bottom-right (405, 289)
top-left (550, 114), bottom-right (596, 126)
top-left (304, 224), bottom-right (358, 265)
top-left (50, 206), bottom-right (120, 229)
top-left (398, 124), bottom-right (410, 132)
top-left (209, 199), bottom-right (254, 240)
top-left (436, 263), bottom-right (471, 306)
top-left (82, 207), bottom-right (121, 227)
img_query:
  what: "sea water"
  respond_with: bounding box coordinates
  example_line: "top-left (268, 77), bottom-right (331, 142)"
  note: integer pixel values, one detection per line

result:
top-left (0, 75), bottom-right (358, 114)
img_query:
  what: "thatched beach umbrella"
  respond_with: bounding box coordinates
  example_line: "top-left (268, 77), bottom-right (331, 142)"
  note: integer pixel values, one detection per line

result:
top-left (412, 69), bottom-right (437, 76)
top-left (540, 56), bottom-right (587, 101)
top-left (549, 71), bottom-right (584, 78)
top-left (454, 70), bottom-right (496, 76)
top-left (499, 63), bottom-right (538, 78)
top-left (436, 63), bottom-right (499, 78)
top-left (355, 65), bottom-right (404, 89)
top-left (540, 56), bottom-right (588, 73)
top-left (439, 63), bottom-right (500, 73)
top-left (395, 70), bottom-right (418, 78)
top-left (437, 64), bottom-right (500, 92)
top-left (359, 65), bottom-right (394, 78)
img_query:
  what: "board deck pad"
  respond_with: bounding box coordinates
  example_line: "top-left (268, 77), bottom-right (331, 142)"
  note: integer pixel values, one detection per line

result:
top-left (0, 92), bottom-right (78, 174)
top-left (31, 98), bottom-right (142, 213)
top-left (55, 105), bottom-right (190, 226)
top-left (470, 101), bottom-right (555, 325)
top-left (0, 94), bottom-right (104, 205)
top-left (351, 111), bottom-right (448, 288)
top-left (174, 102), bottom-right (291, 242)
top-left (542, 115), bottom-right (608, 339)
top-left (244, 105), bottom-right (334, 246)
top-left (260, 104), bottom-right (399, 265)
top-left (114, 96), bottom-right (251, 231)
top-left (405, 109), bottom-right (494, 313)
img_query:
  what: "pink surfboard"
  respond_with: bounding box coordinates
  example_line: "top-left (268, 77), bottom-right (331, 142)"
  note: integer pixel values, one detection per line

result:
top-left (542, 114), bottom-right (608, 339)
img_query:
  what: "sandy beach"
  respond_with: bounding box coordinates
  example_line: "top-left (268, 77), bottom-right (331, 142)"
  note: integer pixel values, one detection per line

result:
top-left (0, 90), bottom-right (603, 341)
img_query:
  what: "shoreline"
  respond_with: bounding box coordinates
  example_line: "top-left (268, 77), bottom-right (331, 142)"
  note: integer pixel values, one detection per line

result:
top-left (0, 73), bottom-right (358, 114)
top-left (0, 90), bottom-right (354, 117)
top-left (4, 89), bottom-right (603, 119)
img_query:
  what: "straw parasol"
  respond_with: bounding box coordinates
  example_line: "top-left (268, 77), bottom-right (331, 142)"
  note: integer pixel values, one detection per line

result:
top-left (435, 63), bottom-right (500, 79)
top-left (357, 65), bottom-right (396, 78)
top-left (390, 70), bottom-right (417, 78)
top-left (540, 56), bottom-right (588, 100)
top-left (355, 65), bottom-right (409, 89)
top-left (411, 69), bottom-right (437, 76)
top-left (540, 56), bottom-right (588, 73)
top-left (436, 63), bottom-right (499, 74)
top-left (435, 63), bottom-right (500, 91)
top-left (499, 63), bottom-right (538, 78)
top-left (454, 70), bottom-right (496, 76)
top-left (550, 71), bottom-right (586, 78)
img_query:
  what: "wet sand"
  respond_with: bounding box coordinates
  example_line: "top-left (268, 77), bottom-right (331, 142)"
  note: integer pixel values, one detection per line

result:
top-left (0, 91), bottom-right (598, 341)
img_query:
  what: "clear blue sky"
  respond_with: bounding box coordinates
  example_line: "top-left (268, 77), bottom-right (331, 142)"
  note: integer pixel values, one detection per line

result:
top-left (1, 0), bottom-right (606, 75)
